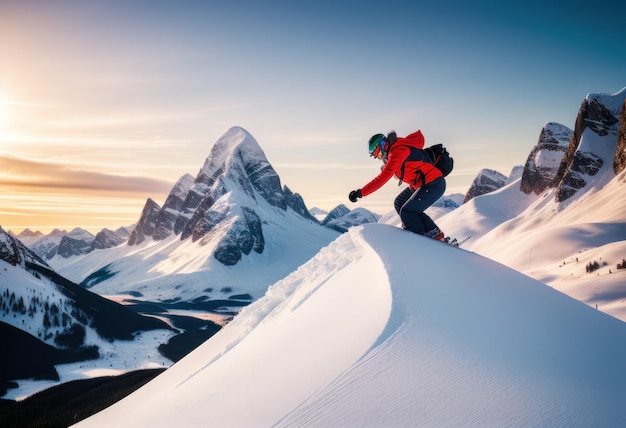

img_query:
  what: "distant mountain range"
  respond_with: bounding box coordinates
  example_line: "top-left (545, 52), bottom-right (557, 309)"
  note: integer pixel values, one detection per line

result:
top-left (10, 226), bottom-right (132, 260)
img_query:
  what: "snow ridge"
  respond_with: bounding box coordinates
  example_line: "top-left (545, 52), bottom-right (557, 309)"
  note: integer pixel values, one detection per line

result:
top-left (76, 224), bottom-right (626, 427)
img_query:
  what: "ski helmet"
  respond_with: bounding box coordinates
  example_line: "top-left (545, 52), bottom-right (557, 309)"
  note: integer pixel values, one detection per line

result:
top-left (368, 134), bottom-right (387, 159)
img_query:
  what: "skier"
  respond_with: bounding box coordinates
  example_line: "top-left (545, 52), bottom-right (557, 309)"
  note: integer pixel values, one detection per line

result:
top-left (348, 130), bottom-right (446, 240)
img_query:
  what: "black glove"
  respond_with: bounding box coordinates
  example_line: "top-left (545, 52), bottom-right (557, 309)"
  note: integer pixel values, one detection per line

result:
top-left (387, 131), bottom-right (397, 144)
top-left (349, 189), bottom-right (362, 203)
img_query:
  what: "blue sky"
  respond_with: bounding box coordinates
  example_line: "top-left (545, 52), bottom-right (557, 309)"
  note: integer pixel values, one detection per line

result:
top-left (0, 0), bottom-right (624, 232)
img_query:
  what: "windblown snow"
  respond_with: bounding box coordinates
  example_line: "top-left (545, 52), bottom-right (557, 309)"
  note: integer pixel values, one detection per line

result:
top-left (76, 224), bottom-right (626, 428)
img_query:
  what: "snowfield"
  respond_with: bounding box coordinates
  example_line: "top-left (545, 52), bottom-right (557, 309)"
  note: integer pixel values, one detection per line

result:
top-left (440, 170), bottom-right (626, 322)
top-left (76, 224), bottom-right (626, 427)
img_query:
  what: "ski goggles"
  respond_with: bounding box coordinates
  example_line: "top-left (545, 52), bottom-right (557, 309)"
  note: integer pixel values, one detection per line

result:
top-left (368, 134), bottom-right (387, 159)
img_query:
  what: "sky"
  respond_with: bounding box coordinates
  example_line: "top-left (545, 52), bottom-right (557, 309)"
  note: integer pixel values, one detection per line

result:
top-left (0, 0), bottom-right (624, 233)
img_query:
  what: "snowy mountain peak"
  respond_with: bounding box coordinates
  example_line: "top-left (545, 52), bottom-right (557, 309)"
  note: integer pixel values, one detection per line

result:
top-left (198, 127), bottom-right (268, 182)
top-left (168, 173), bottom-right (195, 203)
top-left (321, 204), bottom-right (351, 225)
top-left (539, 122), bottom-right (574, 145)
top-left (67, 228), bottom-right (95, 241)
top-left (11, 228), bottom-right (44, 246)
top-left (321, 204), bottom-right (380, 233)
top-left (125, 126), bottom-right (322, 268)
top-left (194, 126), bottom-right (286, 210)
top-left (65, 127), bottom-right (340, 305)
top-left (586, 86), bottom-right (626, 116)
top-left (48, 228), bottom-right (68, 238)
top-left (127, 198), bottom-right (162, 245)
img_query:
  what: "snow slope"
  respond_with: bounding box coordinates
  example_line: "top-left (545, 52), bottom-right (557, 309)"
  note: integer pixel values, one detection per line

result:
top-left (439, 168), bottom-right (626, 321)
top-left (77, 224), bottom-right (626, 427)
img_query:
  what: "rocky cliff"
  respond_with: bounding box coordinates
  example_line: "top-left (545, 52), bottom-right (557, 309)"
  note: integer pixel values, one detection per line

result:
top-left (613, 99), bottom-right (626, 174)
top-left (127, 198), bottom-right (162, 245)
top-left (520, 122), bottom-right (572, 195)
top-left (554, 90), bottom-right (626, 202)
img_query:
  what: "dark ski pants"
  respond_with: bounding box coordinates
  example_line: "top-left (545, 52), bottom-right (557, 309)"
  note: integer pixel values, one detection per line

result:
top-left (394, 177), bottom-right (446, 235)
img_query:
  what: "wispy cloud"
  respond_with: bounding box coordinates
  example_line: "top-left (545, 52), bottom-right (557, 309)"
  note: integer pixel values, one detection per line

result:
top-left (0, 155), bottom-right (172, 194)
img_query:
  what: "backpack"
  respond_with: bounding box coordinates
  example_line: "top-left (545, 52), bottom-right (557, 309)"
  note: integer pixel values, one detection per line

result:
top-left (424, 144), bottom-right (454, 177)
top-left (396, 143), bottom-right (454, 187)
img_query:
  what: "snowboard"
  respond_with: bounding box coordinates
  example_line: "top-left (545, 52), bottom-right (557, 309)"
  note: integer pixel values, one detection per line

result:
top-left (441, 235), bottom-right (471, 247)
top-left (400, 226), bottom-right (471, 248)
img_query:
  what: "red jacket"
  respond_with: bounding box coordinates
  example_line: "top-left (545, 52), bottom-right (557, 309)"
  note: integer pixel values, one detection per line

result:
top-left (361, 130), bottom-right (443, 197)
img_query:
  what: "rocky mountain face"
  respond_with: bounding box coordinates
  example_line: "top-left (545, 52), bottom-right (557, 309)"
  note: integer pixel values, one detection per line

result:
top-left (464, 169), bottom-right (508, 203)
top-left (127, 127), bottom-right (317, 266)
top-left (283, 185), bottom-right (316, 221)
top-left (554, 90), bottom-right (626, 202)
top-left (91, 228), bottom-right (127, 250)
top-left (57, 228), bottom-right (128, 257)
top-left (127, 198), bottom-right (162, 246)
top-left (0, 226), bottom-right (49, 270)
top-left (27, 228), bottom-right (73, 260)
top-left (57, 236), bottom-right (92, 258)
top-left (520, 122), bottom-right (572, 195)
top-left (613, 99), bottom-right (626, 174)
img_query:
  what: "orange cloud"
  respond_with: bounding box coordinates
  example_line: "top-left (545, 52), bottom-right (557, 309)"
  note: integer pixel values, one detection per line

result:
top-left (0, 154), bottom-right (173, 194)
